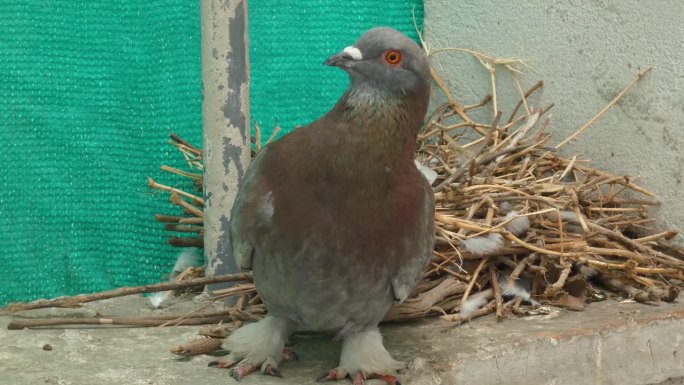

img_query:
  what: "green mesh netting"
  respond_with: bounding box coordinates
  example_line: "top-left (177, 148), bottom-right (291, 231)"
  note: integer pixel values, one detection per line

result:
top-left (250, 1), bottom-right (424, 137)
top-left (0, 0), bottom-right (423, 305)
top-left (0, 1), bottom-right (204, 305)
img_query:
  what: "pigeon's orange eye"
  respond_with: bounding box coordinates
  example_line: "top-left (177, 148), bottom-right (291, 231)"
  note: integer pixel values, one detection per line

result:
top-left (384, 50), bottom-right (402, 65)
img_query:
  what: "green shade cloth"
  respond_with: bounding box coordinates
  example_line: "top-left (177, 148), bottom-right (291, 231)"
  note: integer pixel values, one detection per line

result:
top-left (250, 1), bottom-right (424, 137)
top-left (0, 0), bottom-right (423, 305)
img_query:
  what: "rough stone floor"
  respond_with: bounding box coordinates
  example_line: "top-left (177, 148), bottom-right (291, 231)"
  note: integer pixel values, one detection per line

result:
top-left (1, 296), bottom-right (683, 385)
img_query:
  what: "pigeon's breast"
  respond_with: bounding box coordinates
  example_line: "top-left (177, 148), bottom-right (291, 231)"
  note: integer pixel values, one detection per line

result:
top-left (248, 144), bottom-right (430, 332)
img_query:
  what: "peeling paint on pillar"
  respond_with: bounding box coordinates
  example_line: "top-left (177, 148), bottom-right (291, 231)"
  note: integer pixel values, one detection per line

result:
top-left (222, 137), bottom-right (245, 182)
top-left (224, 1), bottom-right (248, 145)
top-left (200, 0), bottom-right (250, 286)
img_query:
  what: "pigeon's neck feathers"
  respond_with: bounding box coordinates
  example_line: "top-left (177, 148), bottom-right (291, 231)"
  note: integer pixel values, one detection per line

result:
top-left (315, 85), bottom-right (428, 171)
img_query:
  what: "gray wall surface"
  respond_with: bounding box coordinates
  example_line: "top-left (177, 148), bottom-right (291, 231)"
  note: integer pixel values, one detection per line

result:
top-left (424, 0), bottom-right (684, 238)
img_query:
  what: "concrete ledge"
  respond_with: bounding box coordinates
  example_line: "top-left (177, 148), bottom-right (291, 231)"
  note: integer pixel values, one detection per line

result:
top-left (1, 297), bottom-right (683, 385)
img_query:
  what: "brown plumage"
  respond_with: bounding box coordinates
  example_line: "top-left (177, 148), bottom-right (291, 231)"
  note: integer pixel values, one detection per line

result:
top-left (212, 27), bottom-right (435, 385)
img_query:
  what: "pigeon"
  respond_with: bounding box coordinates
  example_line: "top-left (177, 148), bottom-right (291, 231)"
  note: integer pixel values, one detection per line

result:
top-left (210, 27), bottom-right (435, 385)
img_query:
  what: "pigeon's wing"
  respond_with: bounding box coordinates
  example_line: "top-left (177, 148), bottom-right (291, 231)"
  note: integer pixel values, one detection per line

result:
top-left (390, 178), bottom-right (435, 302)
top-left (229, 148), bottom-right (272, 270)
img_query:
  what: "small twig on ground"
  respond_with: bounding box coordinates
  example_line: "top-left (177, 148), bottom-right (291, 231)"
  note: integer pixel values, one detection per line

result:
top-left (596, 275), bottom-right (655, 302)
top-left (3, 273), bottom-right (252, 313)
top-left (7, 310), bottom-right (235, 330)
top-left (170, 337), bottom-right (224, 356)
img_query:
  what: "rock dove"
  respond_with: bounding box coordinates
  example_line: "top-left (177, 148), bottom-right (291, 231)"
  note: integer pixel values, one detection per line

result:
top-left (212, 27), bottom-right (435, 385)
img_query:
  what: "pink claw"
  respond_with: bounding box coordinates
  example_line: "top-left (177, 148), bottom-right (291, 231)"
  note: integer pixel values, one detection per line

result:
top-left (207, 359), bottom-right (237, 369)
top-left (317, 369), bottom-right (400, 385)
top-left (282, 347), bottom-right (299, 362)
top-left (369, 373), bottom-right (402, 385)
top-left (352, 371), bottom-right (365, 385)
top-left (264, 363), bottom-right (284, 378)
top-left (230, 362), bottom-right (257, 381)
top-left (317, 368), bottom-right (343, 382)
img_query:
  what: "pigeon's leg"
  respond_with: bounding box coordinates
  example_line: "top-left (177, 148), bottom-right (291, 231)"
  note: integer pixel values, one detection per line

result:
top-left (210, 348), bottom-right (297, 368)
top-left (317, 328), bottom-right (404, 385)
top-left (208, 316), bottom-right (295, 380)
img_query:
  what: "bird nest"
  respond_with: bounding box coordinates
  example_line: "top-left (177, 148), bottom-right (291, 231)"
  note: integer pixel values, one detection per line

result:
top-left (145, 63), bottom-right (684, 329)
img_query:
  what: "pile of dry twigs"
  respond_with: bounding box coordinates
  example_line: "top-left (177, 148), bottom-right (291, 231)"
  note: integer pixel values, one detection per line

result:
top-left (402, 65), bottom-right (683, 322)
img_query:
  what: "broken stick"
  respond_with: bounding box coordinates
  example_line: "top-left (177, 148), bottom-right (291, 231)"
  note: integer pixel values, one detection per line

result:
top-left (3, 273), bottom-right (252, 313)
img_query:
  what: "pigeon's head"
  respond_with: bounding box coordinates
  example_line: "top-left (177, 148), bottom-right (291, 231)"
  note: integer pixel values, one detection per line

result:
top-left (325, 27), bottom-right (430, 98)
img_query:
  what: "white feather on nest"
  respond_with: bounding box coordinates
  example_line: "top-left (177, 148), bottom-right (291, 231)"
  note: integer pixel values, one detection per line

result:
top-left (504, 210), bottom-right (530, 236)
top-left (149, 248), bottom-right (201, 309)
top-left (462, 233), bottom-right (503, 255)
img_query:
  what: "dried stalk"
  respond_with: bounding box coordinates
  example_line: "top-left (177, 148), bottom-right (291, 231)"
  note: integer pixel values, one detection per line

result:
top-left (596, 275), bottom-right (655, 302)
top-left (459, 257), bottom-right (489, 311)
top-left (148, 178), bottom-right (204, 207)
top-left (441, 300), bottom-right (497, 322)
top-left (489, 266), bottom-right (504, 321)
top-left (4, 273), bottom-right (252, 312)
top-left (170, 133), bottom-right (201, 156)
top-left (168, 237), bottom-right (204, 248)
top-left (8, 310), bottom-right (234, 330)
top-left (170, 337), bottom-right (224, 356)
top-left (384, 278), bottom-right (467, 322)
top-left (155, 214), bottom-right (189, 223)
top-left (164, 224), bottom-right (204, 233)
top-left (170, 193), bottom-right (204, 217)
top-left (556, 67), bottom-right (652, 149)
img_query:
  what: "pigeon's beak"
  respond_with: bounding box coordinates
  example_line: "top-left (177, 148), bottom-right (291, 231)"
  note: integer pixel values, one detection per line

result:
top-left (324, 53), bottom-right (349, 68)
top-left (324, 46), bottom-right (363, 69)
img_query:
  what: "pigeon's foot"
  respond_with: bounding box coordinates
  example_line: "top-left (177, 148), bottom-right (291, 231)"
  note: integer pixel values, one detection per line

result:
top-left (317, 367), bottom-right (348, 381)
top-left (209, 357), bottom-right (282, 380)
top-left (317, 369), bottom-right (400, 385)
top-left (317, 328), bottom-right (404, 384)
top-left (282, 347), bottom-right (299, 362)
top-left (208, 316), bottom-right (295, 380)
top-left (208, 348), bottom-right (296, 378)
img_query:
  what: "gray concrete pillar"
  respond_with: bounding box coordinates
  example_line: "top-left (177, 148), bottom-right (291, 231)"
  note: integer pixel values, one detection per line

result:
top-left (200, 0), bottom-right (250, 282)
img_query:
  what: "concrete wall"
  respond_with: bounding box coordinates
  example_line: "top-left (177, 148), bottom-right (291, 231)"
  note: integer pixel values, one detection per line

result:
top-left (424, 1), bottom-right (684, 238)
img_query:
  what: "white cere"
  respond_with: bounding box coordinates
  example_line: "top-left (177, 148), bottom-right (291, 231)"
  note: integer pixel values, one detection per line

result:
top-left (342, 46), bottom-right (363, 60)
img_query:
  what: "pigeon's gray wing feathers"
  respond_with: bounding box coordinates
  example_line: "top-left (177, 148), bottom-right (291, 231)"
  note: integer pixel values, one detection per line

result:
top-left (229, 148), bottom-right (272, 270)
top-left (390, 174), bottom-right (435, 302)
